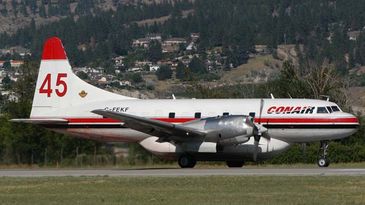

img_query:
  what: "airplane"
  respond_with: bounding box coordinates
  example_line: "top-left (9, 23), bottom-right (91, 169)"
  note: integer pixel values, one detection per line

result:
top-left (12, 37), bottom-right (359, 168)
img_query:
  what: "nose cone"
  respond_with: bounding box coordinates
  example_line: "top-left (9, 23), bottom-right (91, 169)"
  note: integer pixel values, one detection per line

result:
top-left (336, 112), bottom-right (360, 137)
top-left (341, 112), bottom-right (359, 125)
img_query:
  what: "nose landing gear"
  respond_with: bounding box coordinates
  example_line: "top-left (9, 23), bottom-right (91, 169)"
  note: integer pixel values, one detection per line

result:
top-left (317, 141), bottom-right (330, 167)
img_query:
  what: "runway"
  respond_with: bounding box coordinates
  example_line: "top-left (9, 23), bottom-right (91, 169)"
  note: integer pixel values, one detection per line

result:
top-left (1, 168), bottom-right (365, 177)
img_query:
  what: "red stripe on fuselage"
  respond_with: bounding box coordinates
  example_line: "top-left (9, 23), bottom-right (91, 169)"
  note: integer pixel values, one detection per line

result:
top-left (256, 117), bottom-right (359, 124)
top-left (64, 117), bottom-right (358, 124)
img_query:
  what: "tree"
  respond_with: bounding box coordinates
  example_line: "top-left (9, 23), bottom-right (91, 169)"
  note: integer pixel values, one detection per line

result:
top-left (176, 61), bottom-right (188, 80)
top-left (11, 0), bottom-right (17, 16)
top-left (39, 4), bottom-right (46, 17)
top-left (143, 64), bottom-right (150, 72)
top-left (188, 56), bottom-right (207, 74)
top-left (130, 73), bottom-right (143, 83)
top-left (270, 60), bottom-right (311, 98)
top-left (2, 61), bottom-right (11, 70)
top-left (1, 75), bottom-right (13, 90)
top-left (156, 65), bottom-right (172, 80)
top-left (20, 3), bottom-right (28, 17)
top-left (77, 71), bottom-right (89, 80)
top-left (148, 40), bottom-right (162, 63)
top-left (305, 61), bottom-right (343, 100)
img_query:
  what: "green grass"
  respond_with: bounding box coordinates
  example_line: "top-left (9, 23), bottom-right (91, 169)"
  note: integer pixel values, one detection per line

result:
top-left (0, 176), bottom-right (365, 205)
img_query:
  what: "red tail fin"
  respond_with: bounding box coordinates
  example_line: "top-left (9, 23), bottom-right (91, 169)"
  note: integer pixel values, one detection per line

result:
top-left (41, 37), bottom-right (67, 60)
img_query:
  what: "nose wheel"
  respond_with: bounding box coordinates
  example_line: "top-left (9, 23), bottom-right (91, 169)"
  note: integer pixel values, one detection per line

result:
top-left (317, 141), bottom-right (330, 167)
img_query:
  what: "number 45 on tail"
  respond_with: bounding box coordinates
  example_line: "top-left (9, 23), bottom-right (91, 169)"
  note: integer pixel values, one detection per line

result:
top-left (39, 73), bottom-right (67, 97)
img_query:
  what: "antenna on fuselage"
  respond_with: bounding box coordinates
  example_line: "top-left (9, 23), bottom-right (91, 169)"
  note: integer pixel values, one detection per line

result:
top-left (320, 95), bottom-right (330, 101)
top-left (172, 94), bottom-right (176, 100)
top-left (270, 93), bottom-right (275, 99)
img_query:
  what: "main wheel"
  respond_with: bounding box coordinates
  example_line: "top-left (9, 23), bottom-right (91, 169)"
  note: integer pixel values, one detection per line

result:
top-left (317, 158), bottom-right (330, 167)
top-left (226, 161), bottom-right (244, 168)
top-left (178, 155), bottom-right (196, 168)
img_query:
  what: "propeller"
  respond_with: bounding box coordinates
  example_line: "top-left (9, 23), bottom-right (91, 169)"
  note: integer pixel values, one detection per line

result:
top-left (252, 99), bottom-right (268, 162)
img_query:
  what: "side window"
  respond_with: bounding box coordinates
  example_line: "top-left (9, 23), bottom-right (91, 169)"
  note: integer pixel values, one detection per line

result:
top-left (169, 112), bottom-right (175, 118)
top-left (317, 107), bottom-right (328, 114)
top-left (326, 106), bottom-right (333, 113)
top-left (223, 112), bottom-right (229, 116)
top-left (331, 106), bottom-right (340, 112)
top-left (195, 112), bottom-right (201, 119)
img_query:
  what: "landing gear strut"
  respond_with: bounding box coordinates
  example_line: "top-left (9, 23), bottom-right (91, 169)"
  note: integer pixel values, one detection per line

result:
top-left (178, 154), bottom-right (196, 168)
top-left (317, 141), bottom-right (330, 167)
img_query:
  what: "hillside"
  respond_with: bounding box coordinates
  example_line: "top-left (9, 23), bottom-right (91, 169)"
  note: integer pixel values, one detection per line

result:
top-left (0, 0), bottom-right (192, 34)
top-left (1, 0), bottom-right (365, 106)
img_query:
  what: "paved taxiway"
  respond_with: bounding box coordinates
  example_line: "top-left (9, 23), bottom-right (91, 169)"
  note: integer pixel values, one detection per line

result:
top-left (1, 168), bottom-right (365, 177)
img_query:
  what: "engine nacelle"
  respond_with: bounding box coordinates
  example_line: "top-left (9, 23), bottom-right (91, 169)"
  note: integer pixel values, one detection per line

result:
top-left (184, 115), bottom-right (256, 146)
top-left (218, 135), bottom-right (250, 146)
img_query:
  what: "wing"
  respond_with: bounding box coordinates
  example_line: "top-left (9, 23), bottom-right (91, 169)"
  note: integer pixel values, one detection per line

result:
top-left (92, 109), bottom-right (205, 142)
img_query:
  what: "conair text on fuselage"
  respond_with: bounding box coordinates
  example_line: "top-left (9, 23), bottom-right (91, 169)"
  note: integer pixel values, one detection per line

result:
top-left (267, 106), bottom-right (315, 114)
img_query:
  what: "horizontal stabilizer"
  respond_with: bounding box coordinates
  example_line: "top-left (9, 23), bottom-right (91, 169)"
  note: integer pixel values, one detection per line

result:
top-left (10, 118), bottom-right (68, 124)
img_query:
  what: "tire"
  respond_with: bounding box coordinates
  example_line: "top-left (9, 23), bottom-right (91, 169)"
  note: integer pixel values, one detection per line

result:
top-left (178, 155), bottom-right (196, 168)
top-left (226, 161), bottom-right (244, 168)
top-left (317, 158), bottom-right (330, 167)
top-left (324, 159), bottom-right (330, 167)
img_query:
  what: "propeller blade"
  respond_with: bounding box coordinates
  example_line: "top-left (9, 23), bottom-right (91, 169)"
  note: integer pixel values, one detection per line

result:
top-left (253, 136), bottom-right (260, 162)
top-left (250, 100), bottom-right (266, 162)
top-left (258, 99), bottom-right (264, 124)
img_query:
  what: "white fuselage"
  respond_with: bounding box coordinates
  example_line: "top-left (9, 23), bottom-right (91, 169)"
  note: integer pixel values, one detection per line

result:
top-left (43, 98), bottom-right (358, 161)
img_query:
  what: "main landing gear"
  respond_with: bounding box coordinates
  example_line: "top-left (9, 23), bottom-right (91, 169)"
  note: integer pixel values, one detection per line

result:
top-left (317, 141), bottom-right (330, 167)
top-left (226, 161), bottom-right (245, 168)
top-left (178, 154), bottom-right (196, 168)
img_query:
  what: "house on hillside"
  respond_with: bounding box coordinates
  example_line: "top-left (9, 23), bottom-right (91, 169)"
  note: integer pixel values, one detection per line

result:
top-left (0, 47), bottom-right (31, 57)
top-left (10, 60), bottom-right (24, 68)
top-left (146, 33), bottom-right (162, 42)
top-left (149, 65), bottom-right (160, 72)
top-left (119, 80), bottom-right (132, 87)
top-left (132, 38), bottom-right (150, 48)
top-left (347, 31), bottom-right (361, 41)
top-left (191, 33), bottom-right (200, 41)
top-left (164, 38), bottom-right (187, 46)
top-left (128, 67), bottom-right (143, 72)
top-left (114, 56), bottom-right (126, 67)
top-left (132, 33), bottom-right (163, 48)
top-left (186, 42), bottom-right (197, 51)
top-left (162, 38), bottom-right (187, 53)
top-left (135, 60), bottom-right (153, 67)
top-left (254, 45), bottom-right (270, 54)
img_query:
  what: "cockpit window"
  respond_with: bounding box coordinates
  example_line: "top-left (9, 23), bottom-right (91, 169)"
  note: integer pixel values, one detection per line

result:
top-left (331, 106), bottom-right (341, 112)
top-left (326, 106), bottom-right (333, 113)
top-left (317, 107), bottom-right (328, 114)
